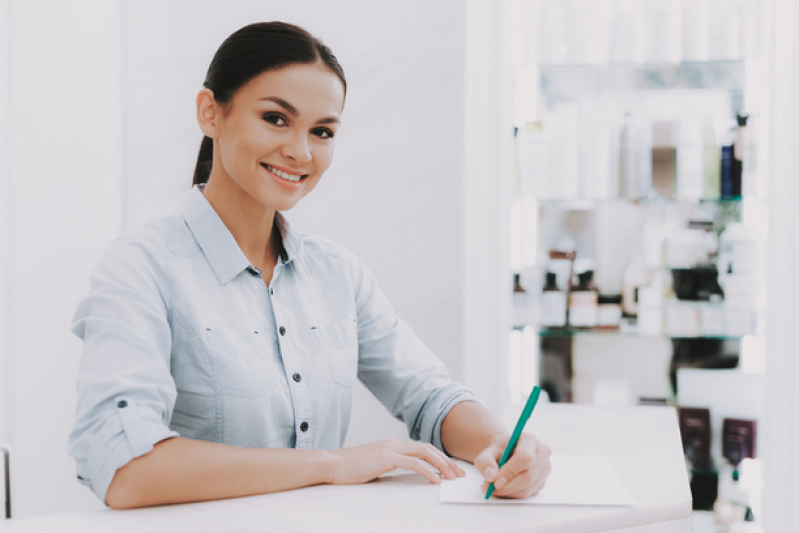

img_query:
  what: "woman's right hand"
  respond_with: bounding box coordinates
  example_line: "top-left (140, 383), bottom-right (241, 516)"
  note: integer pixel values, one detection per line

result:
top-left (327, 439), bottom-right (466, 485)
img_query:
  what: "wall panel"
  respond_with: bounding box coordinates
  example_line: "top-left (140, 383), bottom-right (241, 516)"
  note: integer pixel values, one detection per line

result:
top-left (8, 0), bottom-right (122, 516)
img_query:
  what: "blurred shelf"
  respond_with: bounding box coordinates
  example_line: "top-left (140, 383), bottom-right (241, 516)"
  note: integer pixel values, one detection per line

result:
top-left (523, 196), bottom-right (746, 207)
top-left (539, 60), bottom-right (745, 99)
top-left (511, 325), bottom-right (744, 342)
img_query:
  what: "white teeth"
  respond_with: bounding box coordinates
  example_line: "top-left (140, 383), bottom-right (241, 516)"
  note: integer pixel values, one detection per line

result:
top-left (266, 164), bottom-right (302, 182)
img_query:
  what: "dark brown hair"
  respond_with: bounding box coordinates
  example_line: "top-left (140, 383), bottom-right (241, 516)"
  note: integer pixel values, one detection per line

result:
top-left (193, 22), bottom-right (347, 185)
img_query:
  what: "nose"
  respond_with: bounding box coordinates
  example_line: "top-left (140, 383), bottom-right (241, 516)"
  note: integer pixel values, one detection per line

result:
top-left (281, 131), bottom-right (312, 165)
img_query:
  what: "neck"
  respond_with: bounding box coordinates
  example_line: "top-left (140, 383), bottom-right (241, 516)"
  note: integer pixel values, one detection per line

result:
top-left (201, 176), bottom-right (279, 272)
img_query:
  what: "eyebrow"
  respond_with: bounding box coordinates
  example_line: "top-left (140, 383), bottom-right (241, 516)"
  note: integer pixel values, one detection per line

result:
top-left (259, 96), bottom-right (341, 125)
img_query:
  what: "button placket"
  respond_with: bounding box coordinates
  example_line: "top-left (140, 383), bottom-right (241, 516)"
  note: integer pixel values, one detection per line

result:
top-left (267, 268), bottom-right (311, 448)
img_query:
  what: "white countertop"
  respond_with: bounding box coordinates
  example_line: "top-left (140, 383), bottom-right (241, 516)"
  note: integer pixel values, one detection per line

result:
top-left (0, 404), bottom-right (692, 533)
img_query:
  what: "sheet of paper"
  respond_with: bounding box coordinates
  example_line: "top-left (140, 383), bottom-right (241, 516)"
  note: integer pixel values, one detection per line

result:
top-left (440, 455), bottom-right (636, 506)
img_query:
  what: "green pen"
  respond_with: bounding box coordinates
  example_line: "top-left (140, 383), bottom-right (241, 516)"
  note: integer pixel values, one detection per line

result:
top-left (485, 385), bottom-right (542, 499)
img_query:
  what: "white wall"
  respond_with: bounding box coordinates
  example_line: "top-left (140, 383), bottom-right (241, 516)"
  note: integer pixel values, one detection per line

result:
top-left (0, 0), bottom-right (11, 454)
top-left (2, 0), bottom-right (476, 517)
top-left (5, 0), bottom-right (124, 517)
top-left (763, 0), bottom-right (799, 529)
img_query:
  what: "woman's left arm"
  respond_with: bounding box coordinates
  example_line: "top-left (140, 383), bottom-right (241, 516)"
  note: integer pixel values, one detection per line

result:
top-left (440, 401), bottom-right (552, 499)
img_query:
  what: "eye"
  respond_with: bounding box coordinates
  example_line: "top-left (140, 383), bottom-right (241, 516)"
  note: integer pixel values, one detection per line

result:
top-left (262, 113), bottom-right (287, 126)
top-left (312, 127), bottom-right (334, 139)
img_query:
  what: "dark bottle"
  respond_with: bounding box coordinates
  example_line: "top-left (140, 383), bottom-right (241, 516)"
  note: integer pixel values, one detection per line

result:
top-left (731, 114), bottom-right (748, 199)
top-left (540, 272), bottom-right (567, 328)
top-left (568, 271), bottom-right (598, 328)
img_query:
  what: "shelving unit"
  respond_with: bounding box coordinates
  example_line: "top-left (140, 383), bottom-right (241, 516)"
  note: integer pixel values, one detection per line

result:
top-left (505, 0), bottom-right (767, 525)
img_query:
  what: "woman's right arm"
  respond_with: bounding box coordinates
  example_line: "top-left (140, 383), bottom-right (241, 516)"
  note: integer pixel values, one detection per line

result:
top-left (106, 436), bottom-right (463, 509)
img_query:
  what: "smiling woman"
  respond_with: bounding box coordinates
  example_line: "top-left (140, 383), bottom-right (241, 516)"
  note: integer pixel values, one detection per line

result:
top-left (67, 21), bottom-right (551, 510)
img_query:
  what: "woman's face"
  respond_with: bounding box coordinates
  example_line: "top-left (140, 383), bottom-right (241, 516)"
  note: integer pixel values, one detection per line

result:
top-left (205, 63), bottom-right (345, 212)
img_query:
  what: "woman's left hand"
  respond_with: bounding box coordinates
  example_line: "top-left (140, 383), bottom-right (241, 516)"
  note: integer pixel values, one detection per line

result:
top-left (473, 433), bottom-right (552, 499)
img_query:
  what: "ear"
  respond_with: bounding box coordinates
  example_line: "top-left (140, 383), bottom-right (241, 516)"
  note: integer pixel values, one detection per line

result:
top-left (196, 88), bottom-right (220, 138)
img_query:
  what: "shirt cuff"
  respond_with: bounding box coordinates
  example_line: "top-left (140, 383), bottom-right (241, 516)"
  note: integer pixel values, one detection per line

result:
top-left (84, 396), bottom-right (178, 504)
top-left (425, 388), bottom-right (482, 455)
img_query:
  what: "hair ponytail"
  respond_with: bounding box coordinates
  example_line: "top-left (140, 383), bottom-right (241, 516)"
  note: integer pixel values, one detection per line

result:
top-left (193, 136), bottom-right (214, 185)
top-left (191, 22), bottom-right (347, 187)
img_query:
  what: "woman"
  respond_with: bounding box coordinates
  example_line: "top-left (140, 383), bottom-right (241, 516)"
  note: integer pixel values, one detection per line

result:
top-left (68, 21), bottom-right (551, 509)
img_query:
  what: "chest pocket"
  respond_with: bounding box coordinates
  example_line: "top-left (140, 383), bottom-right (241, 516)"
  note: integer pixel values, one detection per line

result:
top-left (313, 317), bottom-right (358, 389)
top-left (206, 327), bottom-right (279, 398)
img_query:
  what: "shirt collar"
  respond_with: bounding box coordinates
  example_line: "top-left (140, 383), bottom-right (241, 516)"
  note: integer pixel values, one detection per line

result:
top-left (181, 185), bottom-right (304, 285)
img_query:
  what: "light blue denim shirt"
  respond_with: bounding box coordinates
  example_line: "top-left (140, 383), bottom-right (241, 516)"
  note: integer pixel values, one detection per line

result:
top-left (68, 186), bottom-right (478, 503)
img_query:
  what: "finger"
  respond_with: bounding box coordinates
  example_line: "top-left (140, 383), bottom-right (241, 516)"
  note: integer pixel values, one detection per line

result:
top-left (508, 461), bottom-right (552, 499)
top-left (473, 445), bottom-right (503, 483)
top-left (395, 455), bottom-right (441, 484)
top-left (493, 469), bottom-right (534, 497)
top-left (493, 447), bottom-right (536, 491)
top-left (497, 457), bottom-right (552, 499)
top-left (407, 443), bottom-right (461, 480)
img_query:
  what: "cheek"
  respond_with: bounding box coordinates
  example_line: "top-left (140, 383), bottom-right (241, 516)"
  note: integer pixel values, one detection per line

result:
top-left (313, 143), bottom-right (335, 173)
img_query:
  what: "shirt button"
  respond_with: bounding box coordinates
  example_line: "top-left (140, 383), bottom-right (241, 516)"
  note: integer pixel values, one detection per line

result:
top-left (270, 288), bottom-right (274, 295)
top-left (279, 326), bottom-right (286, 336)
top-left (292, 373), bottom-right (302, 383)
top-left (300, 422), bottom-right (309, 432)
top-left (116, 400), bottom-right (128, 408)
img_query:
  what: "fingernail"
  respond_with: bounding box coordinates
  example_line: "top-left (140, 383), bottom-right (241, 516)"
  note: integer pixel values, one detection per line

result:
top-left (494, 476), bottom-right (506, 489)
top-left (458, 468), bottom-right (466, 477)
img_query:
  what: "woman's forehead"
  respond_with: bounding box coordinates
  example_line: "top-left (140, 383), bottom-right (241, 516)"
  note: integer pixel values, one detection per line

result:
top-left (240, 64), bottom-right (345, 114)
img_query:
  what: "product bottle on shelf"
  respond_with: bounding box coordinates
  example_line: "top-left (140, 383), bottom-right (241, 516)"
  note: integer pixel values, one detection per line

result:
top-left (652, 120), bottom-right (677, 198)
top-left (597, 294), bottom-right (623, 330)
top-left (622, 253), bottom-right (649, 317)
top-left (731, 114), bottom-right (748, 199)
top-left (619, 112), bottom-right (640, 198)
top-left (721, 117), bottom-right (746, 200)
top-left (702, 115), bottom-right (721, 199)
top-left (512, 273), bottom-right (530, 327)
top-left (568, 270), bottom-right (599, 329)
top-left (540, 271), bottom-right (568, 328)
top-left (676, 118), bottom-right (704, 199)
top-left (741, 114), bottom-right (758, 198)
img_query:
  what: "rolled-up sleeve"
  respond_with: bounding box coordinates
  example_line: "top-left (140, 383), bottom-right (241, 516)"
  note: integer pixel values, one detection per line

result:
top-left (68, 233), bottom-right (179, 503)
top-left (344, 250), bottom-right (480, 452)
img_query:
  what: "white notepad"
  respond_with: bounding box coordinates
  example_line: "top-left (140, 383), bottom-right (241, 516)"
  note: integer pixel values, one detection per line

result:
top-left (440, 456), bottom-right (636, 506)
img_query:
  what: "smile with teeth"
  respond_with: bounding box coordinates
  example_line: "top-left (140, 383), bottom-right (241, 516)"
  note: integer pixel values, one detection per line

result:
top-left (262, 163), bottom-right (306, 183)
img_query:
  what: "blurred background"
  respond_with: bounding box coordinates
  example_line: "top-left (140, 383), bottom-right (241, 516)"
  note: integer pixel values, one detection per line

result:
top-left (0, 1), bottom-right (797, 531)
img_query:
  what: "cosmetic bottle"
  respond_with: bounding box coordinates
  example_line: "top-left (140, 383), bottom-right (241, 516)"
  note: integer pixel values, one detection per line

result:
top-left (548, 248), bottom-right (576, 292)
top-left (637, 286), bottom-right (664, 336)
top-left (741, 114), bottom-right (758, 198)
top-left (702, 116), bottom-right (721, 199)
top-left (622, 253), bottom-right (649, 317)
top-left (619, 112), bottom-right (640, 199)
top-left (676, 119), bottom-right (704, 200)
top-left (516, 122), bottom-right (546, 198)
top-left (731, 114), bottom-right (748, 199)
top-left (716, 418), bottom-right (758, 525)
top-left (721, 116), bottom-right (746, 200)
top-left (596, 294), bottom-right (623, 330)
top-left (540, 272), bottom-right (567, 328)
top-left (568, 270), bottom-right (598, 329)
top-left (652, 120), bottom-right (676, 198)
top-left (720, 121), bottom-right (736, 199)
top-left (512, 274), bottom-right (530, 327)
top-left (690, 456), bottom-right (719, 511)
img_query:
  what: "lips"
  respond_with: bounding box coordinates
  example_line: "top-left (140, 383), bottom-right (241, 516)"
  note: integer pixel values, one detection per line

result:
top-left (261, 163), bottom-right (307, 183)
